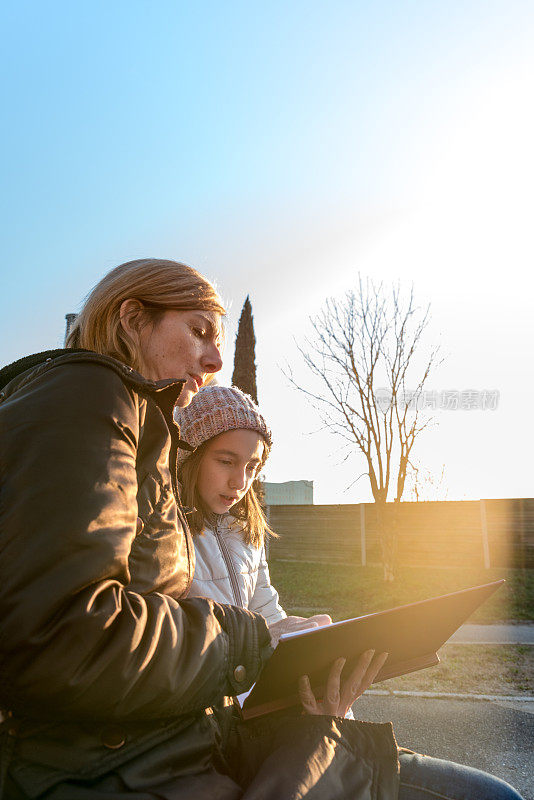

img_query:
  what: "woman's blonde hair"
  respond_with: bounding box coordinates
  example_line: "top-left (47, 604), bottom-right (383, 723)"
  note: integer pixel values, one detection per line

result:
top-left (179, 441), bottom-right (276, 548)
top-left (66, 258), bottom-right (225, 369)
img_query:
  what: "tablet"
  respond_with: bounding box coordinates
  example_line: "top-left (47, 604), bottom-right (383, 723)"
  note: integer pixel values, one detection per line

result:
top-left (240, 579), bottom-right (504, 720)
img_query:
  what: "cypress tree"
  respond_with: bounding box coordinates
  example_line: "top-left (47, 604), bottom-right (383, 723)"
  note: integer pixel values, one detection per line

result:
top-left (232, 295), bottom-right (258, 403)
top-left (232, 296), bottom-right (265, 511)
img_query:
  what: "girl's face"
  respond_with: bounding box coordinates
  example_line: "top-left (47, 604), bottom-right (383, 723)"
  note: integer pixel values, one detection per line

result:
top-left (197, 429), bottom-right (264, 515)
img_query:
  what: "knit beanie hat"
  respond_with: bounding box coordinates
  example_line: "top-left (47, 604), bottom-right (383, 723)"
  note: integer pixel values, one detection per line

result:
top-left (174, 385), bottom-right (272, 467)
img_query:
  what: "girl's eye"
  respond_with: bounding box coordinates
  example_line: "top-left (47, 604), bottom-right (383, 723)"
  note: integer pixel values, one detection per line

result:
top-left (218, 459), bottom-right (232, 466)
top-left (192, 327), bottom-right (207, 339)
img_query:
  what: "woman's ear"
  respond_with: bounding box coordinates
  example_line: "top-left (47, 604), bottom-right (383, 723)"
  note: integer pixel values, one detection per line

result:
top-left (119, 298), bottom-right (144, 339)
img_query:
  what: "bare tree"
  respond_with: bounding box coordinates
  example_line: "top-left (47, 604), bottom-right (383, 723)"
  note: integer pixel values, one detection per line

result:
top-left (290, 276), bottom-right (439, 581)
top-left (409, 463), bottom-right (448, 503)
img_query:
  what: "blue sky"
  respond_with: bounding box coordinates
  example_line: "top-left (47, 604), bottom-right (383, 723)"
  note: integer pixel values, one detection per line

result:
top-left (2, 1), bottom-right (533, 502)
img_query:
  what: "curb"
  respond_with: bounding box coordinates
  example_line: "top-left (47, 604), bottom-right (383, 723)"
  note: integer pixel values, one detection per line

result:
top-left (447, 641), bottom-right (534, 645)
top-left (366, 689), bottom-right (534, 702)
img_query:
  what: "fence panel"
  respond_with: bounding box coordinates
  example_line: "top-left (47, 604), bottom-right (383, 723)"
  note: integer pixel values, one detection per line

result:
top-left (267, 498), bottom-right (534, 567)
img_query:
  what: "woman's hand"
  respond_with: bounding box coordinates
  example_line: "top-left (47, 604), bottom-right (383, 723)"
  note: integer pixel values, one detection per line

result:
top-left (268, 614), bottom-right (332, 648)
top-left (298, 649), bottom-right (389, 717)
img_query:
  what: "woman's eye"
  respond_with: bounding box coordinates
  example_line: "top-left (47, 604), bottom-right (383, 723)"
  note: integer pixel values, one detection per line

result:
top-left (218, 459), bottom-right (232, 466)
top-left (192, 327), bottom-right (206, 339)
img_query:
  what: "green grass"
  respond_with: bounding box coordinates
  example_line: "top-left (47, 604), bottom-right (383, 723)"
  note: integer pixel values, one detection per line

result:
top-left (385, 644), bottom-right (534, 695)
top-left (268, 562), bottom-right (534, 623)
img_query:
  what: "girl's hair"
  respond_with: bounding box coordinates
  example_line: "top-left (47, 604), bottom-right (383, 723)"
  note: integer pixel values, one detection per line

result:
top-left (179, 439), bottom-right (276, 548)
top-left (66, 258), bottom-right (225, 369)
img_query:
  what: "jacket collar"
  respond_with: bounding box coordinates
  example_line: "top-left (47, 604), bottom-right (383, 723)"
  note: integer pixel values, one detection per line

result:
top-left (0, 349), bottom-right (186, 413)
top-left (209, 513), bottom-right (246, 534)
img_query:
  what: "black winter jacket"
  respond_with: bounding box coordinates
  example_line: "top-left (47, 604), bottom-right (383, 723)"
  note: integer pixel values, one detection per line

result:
top-left (0, 351), bottom-right (399, 799)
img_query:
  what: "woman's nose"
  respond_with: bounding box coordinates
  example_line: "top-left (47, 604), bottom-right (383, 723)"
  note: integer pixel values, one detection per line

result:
top-left (201, 341), bottom-right (223, 375)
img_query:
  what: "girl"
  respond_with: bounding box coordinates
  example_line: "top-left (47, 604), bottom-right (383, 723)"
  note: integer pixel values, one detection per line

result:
top-left (176, 384), bottom-right (330, 645)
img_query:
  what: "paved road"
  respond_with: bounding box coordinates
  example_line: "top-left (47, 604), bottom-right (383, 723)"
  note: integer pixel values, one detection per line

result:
top-left (352, 694), bottom-right (534, 799)
top-left (450, 623), bottom-right (534, 645)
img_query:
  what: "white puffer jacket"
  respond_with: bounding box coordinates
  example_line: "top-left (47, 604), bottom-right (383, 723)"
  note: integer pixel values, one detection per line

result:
top-left (188, 515), bottom-right (286, 625)
top-left (189, 515), bottom-right (355, 718)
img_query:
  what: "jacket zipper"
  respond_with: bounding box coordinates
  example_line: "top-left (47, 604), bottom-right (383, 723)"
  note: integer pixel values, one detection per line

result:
top-left (214, 518), bottom-right (242, 607)
top-left (169, 430), bottom-right (194, 590)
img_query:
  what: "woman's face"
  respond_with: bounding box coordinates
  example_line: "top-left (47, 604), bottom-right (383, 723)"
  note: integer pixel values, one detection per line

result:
top-left (133, 308), bottom-right (223, 407)
top-left (197, 429), bottom-right (264, 515)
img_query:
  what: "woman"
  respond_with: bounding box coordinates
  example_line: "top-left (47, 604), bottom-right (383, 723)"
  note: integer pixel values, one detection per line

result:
top-left (0, 259), bottom-right (397, 799)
